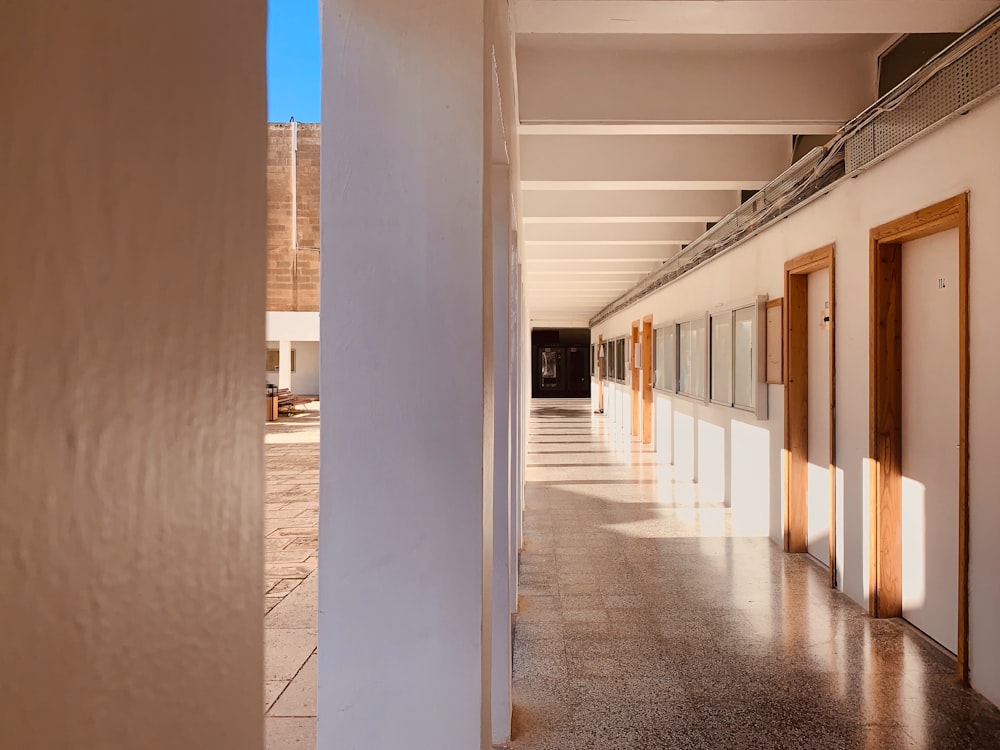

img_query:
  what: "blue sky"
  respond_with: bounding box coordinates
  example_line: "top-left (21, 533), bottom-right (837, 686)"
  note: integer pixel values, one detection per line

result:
top-left (267, 0), bottom-right (321, 122)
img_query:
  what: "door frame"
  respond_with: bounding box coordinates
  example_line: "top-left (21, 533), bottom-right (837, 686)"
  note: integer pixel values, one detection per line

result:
top-left (783, 244), bottom-right (837, 588)
top-left (596, 334), bottom-right (604, 413)
top-left (868, 193), bottom-right (970, 683)
top-left (641, 315), bottom-right (653, 444)
top-left (630, 320), bottom-right (640, 437)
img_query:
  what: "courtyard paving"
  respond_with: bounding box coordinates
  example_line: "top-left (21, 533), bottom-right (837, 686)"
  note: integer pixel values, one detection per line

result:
top-left (264, 405), bottom-right (319, 750)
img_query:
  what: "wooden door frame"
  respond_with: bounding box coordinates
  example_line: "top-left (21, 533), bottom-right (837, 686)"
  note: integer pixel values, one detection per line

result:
top-left (641, 315), bottom-right (653, 444)
top-left (596, 334), bottom-right (604, 413)
top-left (783, 244), bottom-right (837, 588)
top-left (630, 320), bottom-right (640, 437)
top-left (868, 193), bottom-right (970, 683)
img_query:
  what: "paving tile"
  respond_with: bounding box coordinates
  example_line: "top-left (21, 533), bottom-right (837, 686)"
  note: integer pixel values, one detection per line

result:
top-left (265, 680), bottom-right (289, 712)
top-left (265, 717), bottom-right (315, 750)
top-left (265, 628), bottom-right (317, 682)
top-left (270, 653), bottom-right (317, 717)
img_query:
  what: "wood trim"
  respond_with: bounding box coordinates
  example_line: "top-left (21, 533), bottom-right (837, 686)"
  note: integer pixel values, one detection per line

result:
top-left (784, 245), bottom-right (833, 276)
top-left (828, 252), bottom-right (837, 588)
top-left (642, 315), bottom-right (654, 444)
top-left (868, 192), bottom-right (970, 684)
top-left (596, 334), bottom-right (604, 413)
top-left (871, 194), bottom-right (968, 243)
top-left (784, 274), bottom-right (809, 554)
top-left (631, 321), bottom-right (640, 437)
top-left (783, 245), bottom-right (836, 586)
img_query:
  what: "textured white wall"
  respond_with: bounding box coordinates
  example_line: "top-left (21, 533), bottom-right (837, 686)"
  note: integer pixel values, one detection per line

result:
top-left (593, 92), bottom-right (1000, 706)
top-left (0, 4), bottom-right (266, 749)
top-left (319, 0), bottom-right (494, 747)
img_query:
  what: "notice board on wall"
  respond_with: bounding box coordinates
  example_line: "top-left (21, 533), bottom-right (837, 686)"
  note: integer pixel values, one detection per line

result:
top-left (765, 299), bottom-right (784, 384)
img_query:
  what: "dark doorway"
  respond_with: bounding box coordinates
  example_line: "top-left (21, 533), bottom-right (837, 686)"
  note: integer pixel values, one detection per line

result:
top-left (531, 328), bottom-right (591, 398)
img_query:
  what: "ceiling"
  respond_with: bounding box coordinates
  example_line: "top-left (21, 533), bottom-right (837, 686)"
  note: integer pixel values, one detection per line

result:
top-left (514, 0), bottom-right (1000, 327)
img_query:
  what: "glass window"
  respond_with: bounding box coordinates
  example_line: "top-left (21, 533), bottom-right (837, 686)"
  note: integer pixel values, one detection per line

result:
top-left (266, 348), bottom-right (296, 373)
top-left (653, 325), bottom-right (675, 391)
top-left (711, 312), bottom-right (734, 405)
top-left (616, 339), bottom-right (626, 382)
top-left (678, 318), bottom-right (706, 398)
top-left (733, 305), bottom-right (756, 410)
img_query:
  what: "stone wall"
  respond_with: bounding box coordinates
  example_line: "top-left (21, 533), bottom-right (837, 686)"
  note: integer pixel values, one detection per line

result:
top-left (267, 122), bottom-right (320, 311)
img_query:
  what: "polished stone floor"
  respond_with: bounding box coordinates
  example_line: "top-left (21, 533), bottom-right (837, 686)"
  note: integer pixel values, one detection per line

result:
top-left (264, 405), bottom-right (318, 749)
top-left (509, 398), bottom-right (1000, 750)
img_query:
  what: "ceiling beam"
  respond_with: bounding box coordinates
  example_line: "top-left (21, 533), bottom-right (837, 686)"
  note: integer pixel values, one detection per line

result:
top-left (526, 259), bottom-right (661, 272)
top-left (517, 45), bottom-right (874, 127)
top-left (519, 122), bottom-right (845, 136)
top-left (514, 1), bottom-right (998, 35)
top-left (521, 190), bottom-right (739, 222)
top-left (524, 221), bottom-right (706, 244)
top-left (525, 244), bottom-right (680, 261)
top-left (520, 134), bottom-right (790, 188)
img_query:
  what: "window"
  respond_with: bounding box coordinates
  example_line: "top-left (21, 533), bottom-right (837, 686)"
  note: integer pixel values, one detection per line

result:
top-left (266, 348), bottom-right (296, 373)
top-left (708, 304), bottom-right (757, 411)
top-left (590, 344), bottom-right (595, 376)
top-left (653, 325), bottom-right (675, 392)
top-left (711, 312), bottom-right (733, 405)
top-left (616, 338), bottom-right (626, 382)
top-left (677, 318), bottom-right (706, 398)
top-left (733, 305), bottom-right (756, 410)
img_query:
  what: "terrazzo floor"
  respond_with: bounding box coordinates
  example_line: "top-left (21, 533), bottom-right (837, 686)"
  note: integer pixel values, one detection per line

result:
top-left (508, 398), bottom-right (1000, 750)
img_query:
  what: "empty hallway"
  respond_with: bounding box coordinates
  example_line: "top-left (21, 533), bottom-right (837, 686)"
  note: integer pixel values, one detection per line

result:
top-left (509, 399), bottom-right (1000, 750)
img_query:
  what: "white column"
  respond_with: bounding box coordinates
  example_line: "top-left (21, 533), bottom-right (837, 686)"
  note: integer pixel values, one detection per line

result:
top-left (490, 165), bottom-right (512, 744)
top-left (0, 3), bottom-right (265, 749)
top-left (509, 255), bottom-right (521, 615)
top-left (277, 339), bottom-right (292, 391)
top-left (319, 2), bottom-right (492, 748)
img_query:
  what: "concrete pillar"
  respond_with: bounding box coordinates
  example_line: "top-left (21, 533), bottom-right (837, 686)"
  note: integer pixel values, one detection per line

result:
top-left (278, 339), bottom-right (292, 391)
top-left (319, 1), bottom-right (493, 748)
top-left (509, 256), bottom-right (522, 615)
top-left (491, 165), bottom-right (512, 744)
top-left (0, 4), bottom-right (265, 749)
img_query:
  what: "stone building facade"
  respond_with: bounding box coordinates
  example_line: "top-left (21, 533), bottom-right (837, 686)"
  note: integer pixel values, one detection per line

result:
top-left (267, 121), bottom-right (320, 312)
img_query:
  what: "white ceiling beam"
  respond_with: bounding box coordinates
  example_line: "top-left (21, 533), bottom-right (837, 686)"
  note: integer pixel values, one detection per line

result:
top-left (520, 134), bottom-right (790, 188)
top-left (526, 259), bottom-right (661, 273)
top-left (519, 122), bottom-right (845, 136)
top-left (521, 190), bottom-right (739, 222)
top-left (526, 281), bottom-right (635, 289)
top-left (524, 221), bottom-right (706, 243)
top-left (525, 244), bottom-right (680, 261)
top-left (517, 46), bottom-right (873, 127)
top-left (514, 1), bottom-right (998, 35)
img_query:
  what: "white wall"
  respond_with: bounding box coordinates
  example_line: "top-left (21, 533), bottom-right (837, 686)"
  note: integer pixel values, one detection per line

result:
top-left (266, 310), bottom-right (320, 342)
top-left (266, 340), bottom-right (320, 396)
top-left (592, 92), bottom-right (1000, 706)
top-left (0, 3), bottom-right (266, 748)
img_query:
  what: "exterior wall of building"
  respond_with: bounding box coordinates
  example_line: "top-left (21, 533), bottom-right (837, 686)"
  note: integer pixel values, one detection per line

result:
top-left (268, 122), bottom-right (321, 312)
top-left (592, 92), bottom-right (1000, 707)
top-left (266, 340), bottom-right (320, 396)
